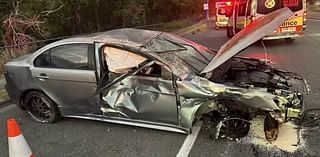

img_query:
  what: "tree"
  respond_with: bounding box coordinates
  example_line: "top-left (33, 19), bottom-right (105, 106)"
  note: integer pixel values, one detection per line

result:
top-left (1, 0), bottom-right (206, 49)
top-left (2, 0), bottom-right (63, 55)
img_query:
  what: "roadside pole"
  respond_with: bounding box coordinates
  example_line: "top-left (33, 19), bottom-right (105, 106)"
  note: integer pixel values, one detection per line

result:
top-left (207, 0), bottom-right (210, 21)
top-left (204, 1), bottom-right (210, 21)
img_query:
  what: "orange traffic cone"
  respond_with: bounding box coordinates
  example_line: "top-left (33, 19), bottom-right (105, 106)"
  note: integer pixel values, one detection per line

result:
top-left (7, 119), bottom-right (35, 157)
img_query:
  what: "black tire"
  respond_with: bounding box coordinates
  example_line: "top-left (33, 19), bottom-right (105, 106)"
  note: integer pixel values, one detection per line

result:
top-left (226, 26), bottom-right (234, 38)
top-left (24, 91), bottom-right (61, 123)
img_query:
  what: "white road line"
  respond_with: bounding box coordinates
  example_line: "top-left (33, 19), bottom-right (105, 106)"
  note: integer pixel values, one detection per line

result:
top-left (176, 121), bottom-right (203, 157)
top-left (307, 18), bottom-right (320, 22)
top-left (307, 33), bottom-right (320, 37)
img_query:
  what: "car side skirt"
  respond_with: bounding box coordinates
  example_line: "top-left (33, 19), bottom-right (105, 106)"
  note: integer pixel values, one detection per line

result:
top-left (64, 114), bottom-right (191, 134)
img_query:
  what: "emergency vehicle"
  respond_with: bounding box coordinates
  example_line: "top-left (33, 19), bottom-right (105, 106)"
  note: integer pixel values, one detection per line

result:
top-left (224, 0), bottom-right (307, 40)
top-left (215, 0), bottom-right (231, 29)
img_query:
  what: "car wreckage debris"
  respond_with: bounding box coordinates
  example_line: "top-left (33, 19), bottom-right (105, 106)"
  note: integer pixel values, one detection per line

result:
top-left (5, 8), bottom-right (317, 146)
top-left (202, 108), bottom-right (320, 143)
top-left (211, 116), bottom-right (251, 141)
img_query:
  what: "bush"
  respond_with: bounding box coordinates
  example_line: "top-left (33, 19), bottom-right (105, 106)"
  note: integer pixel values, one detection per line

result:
top-left (0, 49), bottom-right (12, 74)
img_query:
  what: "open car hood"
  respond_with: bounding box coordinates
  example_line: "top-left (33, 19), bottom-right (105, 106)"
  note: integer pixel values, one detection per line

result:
top-left (201, 8), bottom-right (293, 73)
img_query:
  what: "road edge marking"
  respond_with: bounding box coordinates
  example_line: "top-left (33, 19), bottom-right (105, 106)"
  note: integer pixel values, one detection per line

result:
top-left (176, 121), bottom-right (203, 157)
top-left (307, 18), bottom-right (320, 22)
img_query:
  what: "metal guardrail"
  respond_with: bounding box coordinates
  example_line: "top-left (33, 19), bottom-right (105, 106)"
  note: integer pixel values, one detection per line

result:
top-left (133, 23), bottom-right (164, 29)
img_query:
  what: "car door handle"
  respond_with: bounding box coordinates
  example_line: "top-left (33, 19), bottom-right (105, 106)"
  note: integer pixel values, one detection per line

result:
top-left (35, 73), bottom-right (50, 80)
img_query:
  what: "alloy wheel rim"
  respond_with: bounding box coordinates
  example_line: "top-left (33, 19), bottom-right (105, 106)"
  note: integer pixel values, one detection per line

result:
top-left (27, 95), bottom-right (52, 121)
top-left (219, 118), bottom-right (250, 139)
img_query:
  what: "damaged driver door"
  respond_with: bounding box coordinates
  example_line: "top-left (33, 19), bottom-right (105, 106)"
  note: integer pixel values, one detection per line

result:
top-left (97, 46), bottom-right (178, 126)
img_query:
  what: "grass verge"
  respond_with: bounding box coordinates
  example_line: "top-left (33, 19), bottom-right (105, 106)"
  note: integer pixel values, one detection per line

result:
top-left (308, 4), bottom-right (320, 12)
top-left (0, 89), bottom-right (9, 101)
top-left (137, 18), bottom-right (197, 32)
top-left (0, 50), bottom-right (13, 74)
top-left (158, 19), bottom-right (195, 32)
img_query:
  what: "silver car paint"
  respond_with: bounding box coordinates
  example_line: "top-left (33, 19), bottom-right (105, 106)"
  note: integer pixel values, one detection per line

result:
top-left (102, 76), bottom-right (178, 125)
top-left (5, 9), bottom-right (299, 134)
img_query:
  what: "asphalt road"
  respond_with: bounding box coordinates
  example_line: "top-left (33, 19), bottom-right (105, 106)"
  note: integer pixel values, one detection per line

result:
top-left (1, 19), bottom-right (320, 157)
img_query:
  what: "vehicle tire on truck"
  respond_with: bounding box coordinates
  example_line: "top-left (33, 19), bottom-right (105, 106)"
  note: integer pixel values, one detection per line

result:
top-left (227, 26), bottom-right (234, 38)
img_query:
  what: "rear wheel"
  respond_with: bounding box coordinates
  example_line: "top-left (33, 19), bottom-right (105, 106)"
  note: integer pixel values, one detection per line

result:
top-left (24, 91), bottom-right (61, 123)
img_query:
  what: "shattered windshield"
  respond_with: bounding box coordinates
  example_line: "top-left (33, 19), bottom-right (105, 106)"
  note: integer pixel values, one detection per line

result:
top-left (145, 33), bottom-right (215, 74)
top-left (144, 33), bottom-right (186, 52)
top-left (174, 44), bottom-right (213, 73)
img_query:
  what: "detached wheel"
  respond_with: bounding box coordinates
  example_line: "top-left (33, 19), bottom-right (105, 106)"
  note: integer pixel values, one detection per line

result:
top-left (24, 91), bottom-right (61, 123)
top-left (264, 113), bottom-right (279, 141)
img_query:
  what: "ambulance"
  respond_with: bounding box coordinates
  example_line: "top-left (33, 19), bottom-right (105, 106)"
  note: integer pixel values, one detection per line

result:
top-left (224, 0), bottom-right (307, 40)
top-left (215, 0), bottom-right (231, 29)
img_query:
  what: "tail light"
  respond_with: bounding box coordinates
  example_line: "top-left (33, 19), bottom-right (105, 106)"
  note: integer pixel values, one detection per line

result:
top-left (303, 12), bottom-right (307, 22)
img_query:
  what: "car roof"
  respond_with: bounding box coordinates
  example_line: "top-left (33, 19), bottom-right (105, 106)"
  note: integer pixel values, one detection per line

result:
top-left (54, 28), bottom-right (162, 48)
top-left (24, 28), bottom-right (164, 66)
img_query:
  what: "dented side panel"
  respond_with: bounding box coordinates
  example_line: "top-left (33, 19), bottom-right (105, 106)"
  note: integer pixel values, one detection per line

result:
top-left (178, 77), bottom-right (281, 112)
top-left (102, 76), bottom-right (178, 125)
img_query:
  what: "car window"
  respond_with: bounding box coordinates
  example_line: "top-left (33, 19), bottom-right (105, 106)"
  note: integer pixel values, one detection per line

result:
top-left (50, 44), bottom-right (89, 69)
top-left (34, 44), bottom-right (93, 70)
top-left (34, 50), bottom-right (50, 67)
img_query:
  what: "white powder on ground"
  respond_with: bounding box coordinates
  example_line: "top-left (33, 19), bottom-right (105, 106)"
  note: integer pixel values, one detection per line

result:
top-left (239, 116), bottom-right (306, 153)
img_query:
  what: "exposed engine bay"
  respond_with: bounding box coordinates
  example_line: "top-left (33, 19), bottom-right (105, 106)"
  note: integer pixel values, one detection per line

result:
top-left (200, 57), bottom-right (309, 141)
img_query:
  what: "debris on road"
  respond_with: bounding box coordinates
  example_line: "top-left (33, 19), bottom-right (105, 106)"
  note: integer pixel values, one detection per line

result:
top-left (241, 117), bottom-right (305, 153)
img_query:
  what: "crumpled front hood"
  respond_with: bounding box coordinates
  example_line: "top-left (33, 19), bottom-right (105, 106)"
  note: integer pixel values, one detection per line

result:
top-left (201, 7), bottom-right (293, 73)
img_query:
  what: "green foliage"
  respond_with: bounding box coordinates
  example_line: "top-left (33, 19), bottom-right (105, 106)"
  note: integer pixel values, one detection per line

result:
top-left (0, 0), bottom-right (206, 45)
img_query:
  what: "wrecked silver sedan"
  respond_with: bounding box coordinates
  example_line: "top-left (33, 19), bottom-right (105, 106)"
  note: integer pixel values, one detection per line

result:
top-left (5, 8), bottom-right (309, 141)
